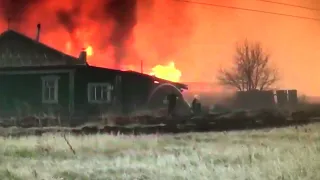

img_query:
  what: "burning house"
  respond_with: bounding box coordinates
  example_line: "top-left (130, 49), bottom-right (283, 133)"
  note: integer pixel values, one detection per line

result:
top-left (0, 28), bottom-right (188, 125)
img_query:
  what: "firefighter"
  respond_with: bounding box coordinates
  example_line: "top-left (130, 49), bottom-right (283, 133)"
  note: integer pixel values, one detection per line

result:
top-left (191, 95), bottom-right (202, 115)
top-left (167, 92), bottom-right (178, 116)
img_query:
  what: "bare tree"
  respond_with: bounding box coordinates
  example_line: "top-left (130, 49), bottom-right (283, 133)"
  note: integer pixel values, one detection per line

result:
top-left (217, 40), bottom-right (279, 91)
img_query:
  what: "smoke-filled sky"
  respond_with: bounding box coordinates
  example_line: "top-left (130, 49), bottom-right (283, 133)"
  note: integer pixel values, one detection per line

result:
top-left (0, 0), bottom-right (320, 96)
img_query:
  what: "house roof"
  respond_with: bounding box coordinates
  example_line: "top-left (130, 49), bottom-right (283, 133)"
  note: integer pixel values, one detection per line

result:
top-left (0, 29), bottom-right (188, 89)
top-left (0, 29), bottom-right (85, 67)
top-left (119, 70), bottom-right (188, 90)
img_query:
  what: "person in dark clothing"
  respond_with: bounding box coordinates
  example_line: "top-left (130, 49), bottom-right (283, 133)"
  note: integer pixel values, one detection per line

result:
top-left (191, 98), bottom-right (198, 113)
top-left (191, 95), bottom-right (202, 115)
top-left (167, 93), bottom-right (178, 116)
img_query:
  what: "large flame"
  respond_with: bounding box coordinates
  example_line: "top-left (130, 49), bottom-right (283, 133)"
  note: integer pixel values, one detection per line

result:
top-left (149, 61), bottom-right (181, 82)
top-left (85, 46), bottom-right (93, 56)
top-left (120, 61), bottom-right (182, 82)
top-left (2, 0), bottom-right (320, 96)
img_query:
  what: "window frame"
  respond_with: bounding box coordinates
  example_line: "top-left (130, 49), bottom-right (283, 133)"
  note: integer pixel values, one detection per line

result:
top-left (87, 83), bottom-right (113, 104)
top-left (41, 75), bottom-right (59, 104)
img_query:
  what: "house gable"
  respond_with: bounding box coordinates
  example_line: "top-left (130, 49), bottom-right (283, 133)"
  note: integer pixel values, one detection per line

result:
top-left (0, 30), bottom-right (85, 67)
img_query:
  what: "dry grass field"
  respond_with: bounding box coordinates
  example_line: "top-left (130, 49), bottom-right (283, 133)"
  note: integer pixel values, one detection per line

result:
top-left (0, 124), bottom-right (319, 180)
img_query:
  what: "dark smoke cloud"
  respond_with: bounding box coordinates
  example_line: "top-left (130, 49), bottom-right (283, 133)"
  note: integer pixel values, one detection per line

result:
top-left (105, 0), bottom-right (137, 67)
top-left (56, 10), bottom-right (77, 34)
top-left (55, 0), bottom-right (82, 33)
top-left (0, 0), bottom-right (190, 70)
top-left (55, 0), bottom-right (137, 68)
top-left (0, 0), bottom-right (40, 25)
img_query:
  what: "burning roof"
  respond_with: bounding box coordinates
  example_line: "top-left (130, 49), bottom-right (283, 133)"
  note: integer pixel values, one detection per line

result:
top-left (0, 0), bottom-right (192, 84)
top-left (0, 28), bottom-right (187, 89)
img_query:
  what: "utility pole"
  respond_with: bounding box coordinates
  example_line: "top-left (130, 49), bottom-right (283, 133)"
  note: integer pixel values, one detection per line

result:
top-left (7, 17), bottom-right (11, 30)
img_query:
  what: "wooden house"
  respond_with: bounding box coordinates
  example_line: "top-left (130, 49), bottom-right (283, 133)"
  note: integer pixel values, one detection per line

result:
top-left (0, 29), bottom-right (188, 125)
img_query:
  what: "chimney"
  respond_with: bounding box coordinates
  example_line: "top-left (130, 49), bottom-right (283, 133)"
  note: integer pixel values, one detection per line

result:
top-left (78, 48), bottom-right (87, 65)
top-left (35, 23), bottom-right (41, 42)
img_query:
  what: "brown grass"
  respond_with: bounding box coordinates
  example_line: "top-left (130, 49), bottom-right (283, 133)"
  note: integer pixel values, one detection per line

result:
top-left (0, 123), bottom-right (319, 179)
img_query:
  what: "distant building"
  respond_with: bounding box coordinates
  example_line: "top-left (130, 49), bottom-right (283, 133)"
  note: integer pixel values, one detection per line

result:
top-left (233, 89), bottom-right (298, 110)
top-left (233, 90), bottom-right (276, 110)
top-left (0, 29), bottom-right (188, 125)
top-left (287, 89), bottom-right (298, 105)
top-left (276, 90), bottom-right (288, 107)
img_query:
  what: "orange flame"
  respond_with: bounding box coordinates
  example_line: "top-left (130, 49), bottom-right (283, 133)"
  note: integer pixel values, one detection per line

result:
top-left (85, 46), bottom-right (93, 56)
top-left (150, 61), bottom-right (182, 82)
top-left (65, 41), bottom-right (93, 57)
top-left (65, 41), bottom-right (72, 54)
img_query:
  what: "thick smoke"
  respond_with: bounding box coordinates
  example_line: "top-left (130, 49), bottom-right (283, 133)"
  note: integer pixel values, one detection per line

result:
top-left (0, 0), bottom-right (192, 70)
top-left (0, 0), bottom-right (40, 26)
top-left (55, 0), bottom-right (137, 67)
top-left (56, 7), bottom-right (80, 34)
top-left (55, 0), bottom-right (84, 48)
top-left (105, 0), bottom-right (137, 67)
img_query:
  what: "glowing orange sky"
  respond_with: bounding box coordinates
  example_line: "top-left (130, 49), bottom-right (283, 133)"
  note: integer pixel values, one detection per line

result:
top-left (1, 0), bottom-right (320, 96)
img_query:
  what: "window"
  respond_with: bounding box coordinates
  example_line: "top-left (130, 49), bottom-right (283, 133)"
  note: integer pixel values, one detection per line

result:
top-left (88, 83), bottom-right (112, 103)
top-left (41, 76), bottom-right (59, 103)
